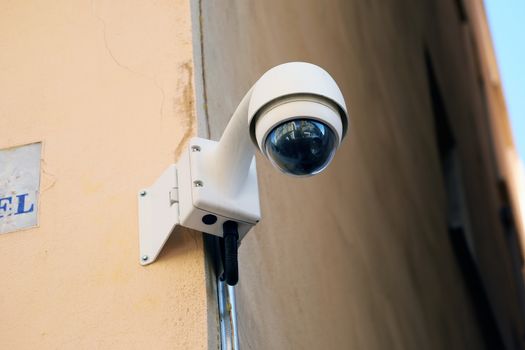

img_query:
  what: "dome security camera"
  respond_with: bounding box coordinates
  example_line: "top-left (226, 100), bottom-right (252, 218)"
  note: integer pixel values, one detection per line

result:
top-left (138, 62), bottom-right (349, 272)
top-left (249, 62), bottom-right (348, 176)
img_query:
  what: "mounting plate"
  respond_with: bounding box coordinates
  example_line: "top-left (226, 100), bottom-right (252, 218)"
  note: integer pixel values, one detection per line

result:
top-left (138, 164), bottom-right (179, 265)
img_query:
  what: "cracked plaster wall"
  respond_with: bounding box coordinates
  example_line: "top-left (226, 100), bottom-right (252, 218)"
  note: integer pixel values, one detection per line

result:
top-left (0, 0), bottom-right (209, 348)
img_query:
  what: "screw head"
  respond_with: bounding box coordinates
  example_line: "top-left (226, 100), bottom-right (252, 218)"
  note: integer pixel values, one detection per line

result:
top-left (193, 180), bottom-right (203, 187)
top-left (191, 145), bottom-right (201, 152)
top-left (140, 190), bottom-right (147, 197)
top-left (141, 255), bottom-right (149, 262)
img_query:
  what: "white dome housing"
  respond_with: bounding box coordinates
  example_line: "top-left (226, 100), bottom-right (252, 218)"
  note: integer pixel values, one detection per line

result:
top-left (248, 62), bottom-right (349, 176)
top-left (248, 62), bottom-right (349, 147)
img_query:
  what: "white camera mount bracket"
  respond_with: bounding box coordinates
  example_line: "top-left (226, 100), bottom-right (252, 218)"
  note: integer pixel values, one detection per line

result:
top-left (137, 164), bottom-right (180, 265)
top-left (138, 137), bottom-right (260, 265)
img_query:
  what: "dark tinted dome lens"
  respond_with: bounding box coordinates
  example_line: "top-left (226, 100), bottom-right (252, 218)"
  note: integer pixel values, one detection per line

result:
top-left (264, 119), bottom-right (337, 176)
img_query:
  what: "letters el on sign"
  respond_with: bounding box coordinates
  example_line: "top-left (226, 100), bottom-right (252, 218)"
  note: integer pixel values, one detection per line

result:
top-left (0, 143), bottom-right (41, 234)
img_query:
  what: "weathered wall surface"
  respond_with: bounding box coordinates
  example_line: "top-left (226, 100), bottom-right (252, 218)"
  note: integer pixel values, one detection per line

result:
top-left (199, 1), bottom-right (524, 349)
top-left (0, 1), bottom-right (209, 348)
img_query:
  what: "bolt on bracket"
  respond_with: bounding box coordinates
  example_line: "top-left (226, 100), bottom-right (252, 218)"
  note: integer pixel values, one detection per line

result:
top-left (137, 164), bottom-right (179, 265)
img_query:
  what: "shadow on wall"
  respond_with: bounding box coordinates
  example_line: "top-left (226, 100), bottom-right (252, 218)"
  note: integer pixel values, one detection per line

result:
top-left (425, 48), bottom-right (506, 350)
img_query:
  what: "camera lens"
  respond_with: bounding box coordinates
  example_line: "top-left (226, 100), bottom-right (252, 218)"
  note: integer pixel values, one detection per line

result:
top-left (264, 119), bottom-right (337, 176)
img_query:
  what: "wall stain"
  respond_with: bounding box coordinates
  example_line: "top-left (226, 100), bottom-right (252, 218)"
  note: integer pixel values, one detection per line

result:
top-left (174, 61), bottom-right (196, 159)
top-left (198, 0), bottom-right (211, 138)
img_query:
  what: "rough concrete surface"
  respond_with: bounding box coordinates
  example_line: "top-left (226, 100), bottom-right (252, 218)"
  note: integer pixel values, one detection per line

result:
top-left (198, 0), bottom-right (523, 349)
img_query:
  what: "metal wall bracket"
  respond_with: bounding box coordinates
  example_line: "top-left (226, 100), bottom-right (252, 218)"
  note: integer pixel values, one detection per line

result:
top-left (138, 164), bottom-right (179, 265)
top-left (137, 138), bottom-right (259, 266)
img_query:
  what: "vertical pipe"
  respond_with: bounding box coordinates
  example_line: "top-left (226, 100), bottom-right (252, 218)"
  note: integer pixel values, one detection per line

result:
top-left (218, 278), bottom-right (240, 349)
top-left (218, 278), bottom-right (231, 350)
top-left (228, 284), bottom-right (240, 350)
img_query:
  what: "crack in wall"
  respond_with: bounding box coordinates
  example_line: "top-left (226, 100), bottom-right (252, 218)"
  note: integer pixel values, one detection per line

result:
top-left (90, 0), bottom-right (166, 121)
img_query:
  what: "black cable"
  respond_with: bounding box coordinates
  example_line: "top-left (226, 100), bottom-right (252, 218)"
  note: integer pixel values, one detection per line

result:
top-left (222, 220), bottom-right (239, 286)
top-left (203, 233), bottom-right (223, 279)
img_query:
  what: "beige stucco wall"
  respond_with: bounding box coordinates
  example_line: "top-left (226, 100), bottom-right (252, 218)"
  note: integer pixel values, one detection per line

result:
top-left (2, 1), bottom-right (522, 349)
top-left (198, 0), bottom-right (519, 349)
top-left (0, 1), bottom-right (210, 348)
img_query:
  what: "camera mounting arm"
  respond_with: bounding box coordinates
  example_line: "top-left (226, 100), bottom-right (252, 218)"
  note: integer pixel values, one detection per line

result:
top-left (210, 86), bottom-right (256, 195)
